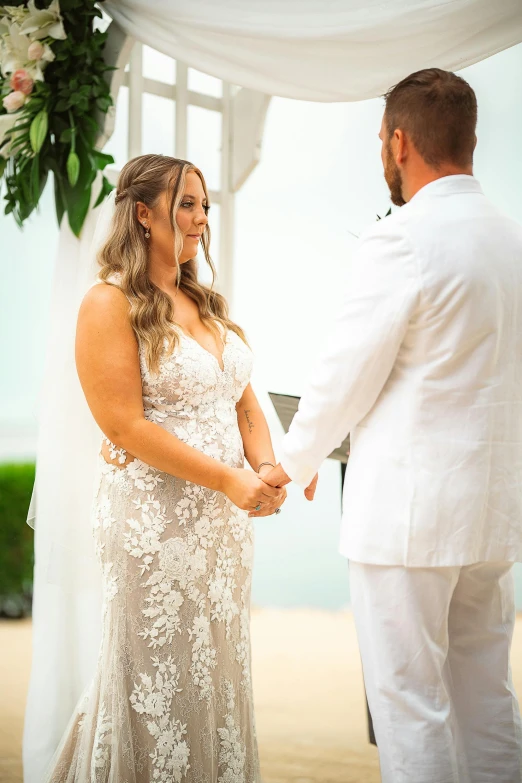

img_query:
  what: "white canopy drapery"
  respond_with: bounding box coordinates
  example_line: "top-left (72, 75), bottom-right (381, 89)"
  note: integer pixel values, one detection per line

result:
top-left (23, 2), bottom-right (522, 780)
top-left (105, 0), bottom-right (522, 101)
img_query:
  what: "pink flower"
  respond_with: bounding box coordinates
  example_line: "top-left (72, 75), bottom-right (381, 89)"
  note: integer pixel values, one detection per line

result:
top-left (3, 91), bottom-right (27, 113)
top-left (10, 69), bottom-right (34, 96)
top-left (28, 41), bottom-right (45, 61)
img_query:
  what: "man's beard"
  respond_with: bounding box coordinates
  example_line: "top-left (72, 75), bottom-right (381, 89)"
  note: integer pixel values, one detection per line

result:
top-left (384, 143), bottom-right (406, 207)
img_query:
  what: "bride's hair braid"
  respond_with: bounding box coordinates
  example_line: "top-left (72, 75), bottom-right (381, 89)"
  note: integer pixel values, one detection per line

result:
top-left (97, 154), bottom-right (247, 374)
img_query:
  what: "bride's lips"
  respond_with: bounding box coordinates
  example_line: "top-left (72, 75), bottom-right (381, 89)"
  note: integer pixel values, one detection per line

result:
top-left (187, 234), bottom-right (201, 240)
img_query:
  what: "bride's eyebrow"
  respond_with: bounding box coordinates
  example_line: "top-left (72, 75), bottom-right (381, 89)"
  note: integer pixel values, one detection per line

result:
top-left (182, 194), bottom-right (208, 202)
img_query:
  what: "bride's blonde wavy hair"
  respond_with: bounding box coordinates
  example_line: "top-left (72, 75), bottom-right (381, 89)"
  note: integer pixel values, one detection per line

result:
top-left (98, 154), bottom-right (247, 373)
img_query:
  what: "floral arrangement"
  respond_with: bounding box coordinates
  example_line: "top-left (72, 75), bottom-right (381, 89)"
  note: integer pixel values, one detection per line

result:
top-left (0, 0), bottom-right (114, 236)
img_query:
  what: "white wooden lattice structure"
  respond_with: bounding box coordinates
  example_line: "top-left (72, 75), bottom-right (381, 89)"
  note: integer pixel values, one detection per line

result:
top-left (99, 23), bottom-right (271, 308)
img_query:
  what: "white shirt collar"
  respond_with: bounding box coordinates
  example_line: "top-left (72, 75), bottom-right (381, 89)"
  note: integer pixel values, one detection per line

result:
top-left (409, 174), bottom-right (483, 204)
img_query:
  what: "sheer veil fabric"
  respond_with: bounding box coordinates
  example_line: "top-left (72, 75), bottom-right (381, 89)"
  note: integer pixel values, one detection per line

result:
top-left (23, 191), bottom-right (115, 781)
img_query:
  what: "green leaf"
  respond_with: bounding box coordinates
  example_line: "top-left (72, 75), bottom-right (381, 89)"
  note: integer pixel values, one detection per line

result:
top-left (0, 158), bottom-right (6, 179)
top-left (66, 150), bottom-right (80, 187)
top-left (93, 175), bottom-right (114, 208)
top-left (54, 170), bottom-right (65, 227)
top-left (55, 99), bottom-right (70, 113)
top-left (29, 110), bottom-right (48, 154)
top-left (30, 155), bottom-right (40, 204)
top-left (66, 183), bottom-right (92, 237)
top-left (96, 96), bottom-right (112, 112)
top-left (91, 149), bottom-right (114, 171)
top-left (60, 136), bottom-right (97, 237)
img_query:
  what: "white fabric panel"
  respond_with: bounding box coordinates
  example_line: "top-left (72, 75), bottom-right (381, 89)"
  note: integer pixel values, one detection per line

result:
top-left (104, 0), bottom-right (522, 101)
top-left (23, 191), bottom-right (111, 781)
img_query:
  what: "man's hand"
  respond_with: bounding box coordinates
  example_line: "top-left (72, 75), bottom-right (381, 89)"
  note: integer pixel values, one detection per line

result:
top-left (263, 463), bottom-right (319, 502)
top-left (262, 463), bottom-right (291, 489)
top-left (304, 473), bottom-right (319, 501)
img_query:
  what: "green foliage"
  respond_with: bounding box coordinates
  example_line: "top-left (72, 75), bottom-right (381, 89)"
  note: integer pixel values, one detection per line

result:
top-left (0, 462), bottom-right (35, 618)
top-left (1, 0), bottom-right (115, 236)
top-left (29, 108), bottom-right (48, 153)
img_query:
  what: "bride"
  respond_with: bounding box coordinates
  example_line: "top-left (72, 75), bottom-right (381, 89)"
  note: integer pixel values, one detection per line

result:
top-left (44, 153), bottom-right (287, 781)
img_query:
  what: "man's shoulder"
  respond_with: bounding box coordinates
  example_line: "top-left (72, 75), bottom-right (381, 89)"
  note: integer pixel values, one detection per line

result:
top-left (359, 205), bottom-right (413, 244)
top-left (356, 208), bottom-right (415, 263)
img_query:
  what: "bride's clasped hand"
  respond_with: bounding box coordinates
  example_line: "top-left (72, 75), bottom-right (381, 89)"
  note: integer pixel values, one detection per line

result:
top-left (220, 465), bottom-right (287, 518)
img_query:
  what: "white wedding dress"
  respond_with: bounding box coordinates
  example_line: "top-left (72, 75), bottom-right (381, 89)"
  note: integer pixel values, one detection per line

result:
top-left (43, 300), bottom-right (261, 782)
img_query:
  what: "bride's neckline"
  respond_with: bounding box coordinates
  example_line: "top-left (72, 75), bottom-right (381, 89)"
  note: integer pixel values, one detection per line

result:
top-left (103, 275), bottom-right (228, 372)
top-left (175, 325), bottom-right (228, 373)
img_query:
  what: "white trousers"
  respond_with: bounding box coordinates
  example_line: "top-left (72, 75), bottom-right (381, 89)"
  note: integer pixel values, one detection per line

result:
top-left (349, 561), bottom-right (522, 783)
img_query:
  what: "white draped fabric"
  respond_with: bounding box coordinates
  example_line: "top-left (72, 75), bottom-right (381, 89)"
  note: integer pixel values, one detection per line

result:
top-left (104, 0), bottom-right (522, 101)
top-left (23, 191), bottom-right (107, 782)
top-left (23, 2), bottom-right (522, 780)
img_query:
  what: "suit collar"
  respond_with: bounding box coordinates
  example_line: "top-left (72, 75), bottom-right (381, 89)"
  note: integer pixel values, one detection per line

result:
top-left (409, 174), bottom-right (483, 204)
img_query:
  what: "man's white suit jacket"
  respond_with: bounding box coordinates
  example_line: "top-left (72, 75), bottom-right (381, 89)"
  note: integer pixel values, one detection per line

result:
top-left (280, 175), bottom-right (522, 567)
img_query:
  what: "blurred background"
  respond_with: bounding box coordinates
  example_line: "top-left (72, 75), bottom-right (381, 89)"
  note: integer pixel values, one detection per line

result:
top-left (1, 41), bottom-right (522, 615)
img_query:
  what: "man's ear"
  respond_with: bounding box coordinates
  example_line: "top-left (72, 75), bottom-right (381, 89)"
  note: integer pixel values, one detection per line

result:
top-left (395, 128), bottom-right (407, 165)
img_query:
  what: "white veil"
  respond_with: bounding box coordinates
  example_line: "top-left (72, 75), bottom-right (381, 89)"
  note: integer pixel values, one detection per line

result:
top-left (23, 188), bottom-right (118, 783)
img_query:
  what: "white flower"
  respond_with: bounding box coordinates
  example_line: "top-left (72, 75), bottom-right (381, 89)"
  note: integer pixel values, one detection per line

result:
top-left (103, 563), bottom-right (118, 602)
top-left (191, 547), bottom-right (207, 579)
top-left (0, 22), bottom-right (49, 80)
top-left (241, 540), bottom-right (253, 568)
top-left (19, 0), bottom-right (66, 41)
top-left (1, 23), bottom-right (30, 76)
top-left (3, 90), bottom-right (26, 112)
top-left (39, 42), bottom-right (55, 63)
top-left (159, 537), bottom-right (188, 582)
top-left (143, 690), bottom-right (166, 718)
top-left (162, 589), bottom-right (184, 615)
top-left (126, 459), bottom-right (164, 491)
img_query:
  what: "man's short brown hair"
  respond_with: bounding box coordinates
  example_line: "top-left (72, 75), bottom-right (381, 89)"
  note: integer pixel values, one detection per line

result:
top-left (384, 68), bottom-right (477, 168)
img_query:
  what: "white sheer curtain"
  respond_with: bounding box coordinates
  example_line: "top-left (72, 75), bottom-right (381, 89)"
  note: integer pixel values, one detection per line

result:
top-left (23, 2), bottom-right (522, 780)
top-left (105, 0), bottom-right (522, 101)
top-left (23, 188), bottom-right (107, 782)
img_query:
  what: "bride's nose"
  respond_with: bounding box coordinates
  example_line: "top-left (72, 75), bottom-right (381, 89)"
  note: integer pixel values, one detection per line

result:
top-left (195, 208), bottom-right (208, 226)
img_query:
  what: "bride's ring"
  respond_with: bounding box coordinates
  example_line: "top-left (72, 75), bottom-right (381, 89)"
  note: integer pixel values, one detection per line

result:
top-left (274, 508), bottom-right (281, 515)
top-left (255, 504), bottom-right (261, 511)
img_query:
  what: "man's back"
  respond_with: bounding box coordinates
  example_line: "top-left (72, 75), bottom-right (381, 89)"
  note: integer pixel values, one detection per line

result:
top-left (342, 175), bottom-right (522, 566)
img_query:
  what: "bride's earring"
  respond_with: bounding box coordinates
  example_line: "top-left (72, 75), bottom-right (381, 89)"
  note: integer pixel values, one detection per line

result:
top-left (142, 221), bottom-right (150, 239)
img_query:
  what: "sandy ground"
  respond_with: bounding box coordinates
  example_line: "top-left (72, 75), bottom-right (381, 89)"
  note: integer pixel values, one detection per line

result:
top-left (1, 610), bottom-right (521, 783)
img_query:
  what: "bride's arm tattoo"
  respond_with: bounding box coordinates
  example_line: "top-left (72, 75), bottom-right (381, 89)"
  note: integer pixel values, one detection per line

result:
top-left (236, 385), bottom-right (276, 472)
top-left (244, 409), bottom-right (255, 434)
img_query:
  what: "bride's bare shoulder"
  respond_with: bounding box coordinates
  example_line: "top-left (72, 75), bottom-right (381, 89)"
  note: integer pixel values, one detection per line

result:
top-left (80, 281), bottom-right (130, 317)
top-left (78, 283), bottom-right (133, 339)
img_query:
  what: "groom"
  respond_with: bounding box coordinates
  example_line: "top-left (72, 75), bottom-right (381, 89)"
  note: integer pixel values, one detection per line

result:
top-left (264, 68), bottom-right (522, 782)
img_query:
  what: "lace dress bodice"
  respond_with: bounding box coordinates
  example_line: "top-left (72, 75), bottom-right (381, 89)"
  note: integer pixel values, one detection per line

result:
top-left (139, 326), bottom-right (253, 467)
